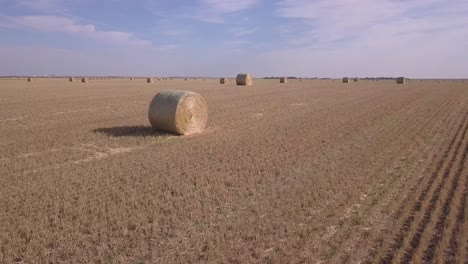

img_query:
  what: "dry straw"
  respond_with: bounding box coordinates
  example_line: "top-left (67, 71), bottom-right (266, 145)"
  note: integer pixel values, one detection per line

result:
top-left (342, 77), bottom-right (349, 83)
top-left (220, 78), bottom-right (228, 84)
top-left (397, 77), bottom-right (406, 84)
top-left (236, 73), bottom-right (253, 86)
top-left (280, 77), bottom-right (287, 83)
top-left (81, 77), bottom-right (87, 83)
top-left (148, 90), bottom-right (208, 135)
top-left (147, 78), bottom-right (153, 83)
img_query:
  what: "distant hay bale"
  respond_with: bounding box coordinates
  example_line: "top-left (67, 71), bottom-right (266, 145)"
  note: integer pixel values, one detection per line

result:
top-left (280, 77), bottom-right (287, 83)
top-left (185, 78), bottom-right (188, 81)
top-left (69, 77), bottom-right (74, 82)
top-left (27, 77), bottom-right (32, 82)
top-left (81, 77), bottom-right (87, 83)
top-left (236, 73), bottom-right (253, 86)
top-left (147, 78), bottom-right (153, 83)
top-left (220, 78), bottom-right (229, 84)
top-left (148, 90), bottom-right (208, 135)
top-left (342, 77), bottom-right (349, 83)
top-left (397, 77), bottom-right (406, 84)
top-left (130, 78), bottom-right (133, 80)
top-left (353, 78), bottom-right (359, 82)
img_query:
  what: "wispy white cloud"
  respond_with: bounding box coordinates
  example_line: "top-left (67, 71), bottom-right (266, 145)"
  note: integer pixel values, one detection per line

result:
top-left (229, 26), bottom-right (258, 37)
top-left (161, 29), bottom-right (187, 37)
top-left (162, 0), bottom-right (261, 24)
top-left (224, 39), bottom-right (251, 46)
top-left (0, 15), bottom-right (151, 46)
top-left (276, 0), bottom-right (468, 47)
top-left (201, 0), bottom-right (261, 13)
top-left (1, 0), bottom-right (65, 13)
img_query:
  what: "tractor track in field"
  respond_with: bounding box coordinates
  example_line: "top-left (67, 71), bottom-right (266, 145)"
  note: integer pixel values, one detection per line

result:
top-left (421, 142), bottom-right (467, 263)
top-left (442, 162), bottom-right (468, 263)
top-left (378, 112), bottom-right (468, 263)
top-left (327, 94), bottom-right (459, 262)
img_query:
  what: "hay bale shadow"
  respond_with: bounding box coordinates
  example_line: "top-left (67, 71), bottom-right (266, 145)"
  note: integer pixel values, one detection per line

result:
top-left (93, 126), bottom-right (173, 137)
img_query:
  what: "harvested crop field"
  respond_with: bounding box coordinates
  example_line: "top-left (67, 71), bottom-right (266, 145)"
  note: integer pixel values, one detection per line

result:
top-left (0, 78), bottom-right (467, 263)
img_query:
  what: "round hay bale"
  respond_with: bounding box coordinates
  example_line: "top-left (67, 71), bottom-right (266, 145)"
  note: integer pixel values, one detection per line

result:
top-left (81, 77), bottom-right (87, 83)
top-left (280, 77), bottom-right (287, 83)
top-left (342, 77), bottom-right (349, 83)
top-left (220, 78), bottom-right (228, 84)
top-left (236, 73), bottom-right (253, 86)
top-left (27, 77), bottom-right (32, 82)
top-left (147, 78), bottom-right (153, 83)
top-left (69, 77), bottom-right (74, 82)
top-left (148, 90), bottom-right (208, 135)
top-left (397, 77), bottom-right (406, 84)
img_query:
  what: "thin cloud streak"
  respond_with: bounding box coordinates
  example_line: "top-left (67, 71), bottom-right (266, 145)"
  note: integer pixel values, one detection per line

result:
top-left (276, 0), bottom-right (468, 47)
top-left (1, 15), bottom-right (151, 47)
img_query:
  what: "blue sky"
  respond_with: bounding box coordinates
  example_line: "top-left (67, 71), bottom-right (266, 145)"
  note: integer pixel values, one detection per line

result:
top-left (0, 0), bottom-right (467, 78)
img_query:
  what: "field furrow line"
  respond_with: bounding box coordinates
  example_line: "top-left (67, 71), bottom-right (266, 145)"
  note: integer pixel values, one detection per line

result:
top-left (397, 117), bottom-right (468, 264)
top-left (441, 150), bottom-right (468, 263)
top-left (360, 95), bottom-right (461, 262)
top-left (420, 136), bottom-right (467, 262)
top-left (378, 112), bottom-right (468, 263)
top-left (322, 92), bottom-right (455, 262)
top-left (330, 94), bottom-right (458, 262)
top-left (365, 98), bottom-right (459, 262)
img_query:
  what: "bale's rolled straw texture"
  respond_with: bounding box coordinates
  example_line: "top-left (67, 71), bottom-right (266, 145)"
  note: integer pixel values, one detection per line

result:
top-left (280, 77), bottom-right (287, 83)
top-left (236, 73), bottom-right (253, 86)
top-left (342, 77), bottom-right (349, 83)
top-left (81, 78), bottom-right (87, 83)
top-left (147, 78), bottom-right (153, 83)
top-left (220, 78), bottom-right (228, 84)
top-left (148, 90), bottom-right (208, 135)
top-left (397, 77), bottom-right (406, 84)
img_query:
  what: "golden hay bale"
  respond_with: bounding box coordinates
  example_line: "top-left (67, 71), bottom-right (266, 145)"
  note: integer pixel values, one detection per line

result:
top-left (147, 78), bottom-right (153, 83)
top-left (220, 78), bottom-right (229, 84)
top-left (148, 90), bottom-right (208, 135)
top-left (280, 77), bottom-right (287, 83)
top-left (81, 77), bottom-right (87, 83)
top-left (397, 77), bottom-right (406, 84)
top-left (342, 77), bottom-right (349, 83)
top-left (236, 73), bottom-right (253, 86)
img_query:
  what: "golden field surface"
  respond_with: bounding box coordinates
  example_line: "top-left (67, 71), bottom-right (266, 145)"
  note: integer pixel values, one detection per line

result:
top-left (0, 78), bottom-right (467, 263)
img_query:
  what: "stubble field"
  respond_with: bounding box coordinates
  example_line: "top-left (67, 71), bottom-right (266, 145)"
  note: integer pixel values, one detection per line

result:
top-left (0, 78), bottom-right (467, 263)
